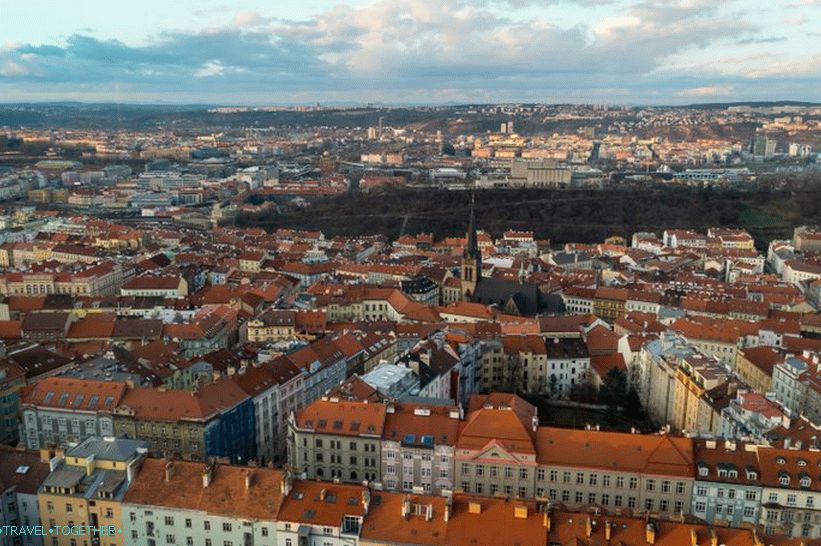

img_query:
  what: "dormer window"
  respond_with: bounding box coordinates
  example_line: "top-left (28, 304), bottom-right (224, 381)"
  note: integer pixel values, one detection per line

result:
top-left (779, 473), bottom-right (790, 487)
top-left (797, 459), bottom-right (807, 467)
top-left (728, 470), bottom-right (738, 479)
top-left (697, 464), bottom-right (708, 477)
top-left (799, 476), bottom-right (811, 488)
top-left (776, 457), bottom-right (786, 465)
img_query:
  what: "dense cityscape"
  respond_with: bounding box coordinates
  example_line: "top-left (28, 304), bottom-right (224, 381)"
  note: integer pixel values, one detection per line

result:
top-left (3, 0), bottom-right (821, 545)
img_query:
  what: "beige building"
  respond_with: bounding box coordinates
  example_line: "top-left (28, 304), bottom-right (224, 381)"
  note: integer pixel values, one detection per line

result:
top-left (736, 346), bottom-right (782, 394)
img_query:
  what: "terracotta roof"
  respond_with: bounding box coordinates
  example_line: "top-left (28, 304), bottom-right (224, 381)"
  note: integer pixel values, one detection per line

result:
top-left (22, 376), bottom-right (127, 411)
top-left (118, 378), bottom-right (248, 422)
top-left (535, 428), bottom-right (694, 477)
top-left (295, 399), bottom-right (387, 437)
top-left (738, 345), bottom-right (783, 375)
top-left (360, 491), bottom-right (448, 545)
top-left (445, 494), bottom-right (547, 546)
top-left (0, 446), bottom-right (51, 495)
top-left (123, 458), bottom-right (283, 519)
top-left (459, 394), bottom-right (537, 455)
top-left (277, 480), bottom-right (367, 526)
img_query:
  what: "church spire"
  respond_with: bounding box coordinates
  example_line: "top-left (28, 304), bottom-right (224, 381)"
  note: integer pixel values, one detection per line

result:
top-left (465, 192), bottom-right (480, 260)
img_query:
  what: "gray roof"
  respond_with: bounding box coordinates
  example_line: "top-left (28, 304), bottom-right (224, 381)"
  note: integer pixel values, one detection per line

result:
top-left (42, 466), bottom-right (85, 490)
top-left (473, 277), bottom-right (541, 315)
top-left (66, 436), bottom-right (148, 462)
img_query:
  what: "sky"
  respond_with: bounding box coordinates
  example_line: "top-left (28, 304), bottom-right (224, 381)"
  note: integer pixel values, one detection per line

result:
top-left (1, 0), bottom-right (821, 105)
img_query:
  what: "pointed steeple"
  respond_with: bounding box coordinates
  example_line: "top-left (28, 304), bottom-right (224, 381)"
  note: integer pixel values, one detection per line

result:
top-left (465, 192), bottom-right (480, 260)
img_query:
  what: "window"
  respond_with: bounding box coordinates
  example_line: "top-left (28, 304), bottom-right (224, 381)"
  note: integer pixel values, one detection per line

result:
top-left (575, 492), bottom-right (583, 503)
top-left (646, 479), bottom-right (655, 492)
top-left (645, 499), bottom-right (654, 510)
top-left (519, 468), bottom-right (527, 480)
top-left (695, 501), bottom-right (706, 512)
top-left (536, 469), bottom-right (545, 481)
top-left (743, 506), bottom-right (755, 518)
top-left (601, 494), bottom-right (610, 505)
top-left (576, 472), bottom-right (584, 485)
top-left (562, 491), bottom-right (570, 502)
top-left (186, 539), bottom-right (193, 546)
top-left (519, 487), bottom-right (527, 498)
top-left (661, 480), bottom-right (670, 493)
top-left (588, 493), bottom-right (596, 504)
top-left (185, 519), bottom-right (191, 529)
top-left (614, 495), bottom-right (623, 507)
top-left (787, 494), bottom-right (797, 506)
top-left (629, 477), bottom-right (638, 490)
top-left (475, 465), bottom-right (484, 476)
top-left (589, 474), bottom-right (598, 486)
top-left (550, 470), bottom-right (558, 482)
top-left (461, 463), bottom-right (470, 475)
top-left (204, 521), bottom-right (211, 531)
top-left (602, 475), bottom-right (610, 488)
top-left (165, 517), bottom-right (174, 526)
top-left (166, 535), bottom-right (175, 544)
top-left (66, 503), bottom-right (73, 513)
top-left (696, 486), bottom-right (707, 497)
top-left (674, 501), bottom-right (684, 513)
top-left (616, 476), bottom-right (624, 489)
top-left (563, 472), bottom-right (571, 484)
top-left (659, 500), bottom-right (668, 512)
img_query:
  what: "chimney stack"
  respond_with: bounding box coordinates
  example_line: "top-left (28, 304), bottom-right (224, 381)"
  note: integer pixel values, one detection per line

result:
top-left (280, 471), bottom-right (293, 496)
top-left (605, 521), bottom-right (612, 540)
top-left (645, 522), bottom-right (656, 545)
top-left (709, 528), bottom-right (718, 546)
top-left (362, 490), bottom-right (371, 515)
top-left (245, 470), bottom-right (253, 490)
top-left (690, 528), bottom-right (698, 546)
top-left (164, 461), bottom-right (174, 483)
top-left (585, 517), bottom-right (593, 538)
top-left (202, 460), bottom-right (214, 488)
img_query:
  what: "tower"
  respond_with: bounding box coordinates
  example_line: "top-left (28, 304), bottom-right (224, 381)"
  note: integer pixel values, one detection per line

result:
top-left (461, 194), bottom-right (482, 299)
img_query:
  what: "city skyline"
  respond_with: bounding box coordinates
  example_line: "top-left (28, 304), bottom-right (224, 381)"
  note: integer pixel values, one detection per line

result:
top-left (2, 0), bottom-right (821, 105)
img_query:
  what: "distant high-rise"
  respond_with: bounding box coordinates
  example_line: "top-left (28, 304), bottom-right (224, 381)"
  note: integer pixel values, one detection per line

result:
top-left (751, 135), bottom-right (776, 158)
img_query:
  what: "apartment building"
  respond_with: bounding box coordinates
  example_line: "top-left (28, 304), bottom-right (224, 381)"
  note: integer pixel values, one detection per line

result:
top-left (122, 459), bottom-right (282, 546)
top-left (20, 377), bottom-right (127, 449)
top-left (288, 398), bottom-right (385, 483)
top-left (691, 439), bottom-right (763, 529)
top-left (380, 403), bottom-right (461, 495)
top-left (0, 447), bottom-right (50, 546)
top-left (455, 393), bottom-right (540, 500)
top-left (534, 428), bottom-right (694, 516)
top-left (37, 437), bottom-right (148, 546)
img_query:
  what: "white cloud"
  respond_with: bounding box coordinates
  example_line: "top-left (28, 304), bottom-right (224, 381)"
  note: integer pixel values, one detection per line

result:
top-left (675, 85), bottom-right (735, 97)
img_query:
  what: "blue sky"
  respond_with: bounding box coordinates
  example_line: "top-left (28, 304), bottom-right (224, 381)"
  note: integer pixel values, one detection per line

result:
top-left (1, 0), bottom-right (820, 104)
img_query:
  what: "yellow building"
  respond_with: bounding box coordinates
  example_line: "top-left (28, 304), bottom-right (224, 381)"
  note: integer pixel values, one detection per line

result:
top-left (38, 437), bottom-right (148, 546)
top-left (735, 346), bottom-right (782, 394)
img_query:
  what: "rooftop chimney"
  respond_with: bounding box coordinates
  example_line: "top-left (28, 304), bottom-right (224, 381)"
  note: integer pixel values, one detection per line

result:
top-left (514, 505), bottom-right (528, 519)
top-left (690, 528), bottom-right (698, 546)
top-left (585, 517), bottom-right (592, 538)
top-left (709, 528), bottom-right (718, 546)
top-left (468, 501), bottom-right (482, 514)
top-left (645, 522), bottom-right (656, 545)
top-left (401, 495), bottom-right (412, 518)
top-left (605, 521), bottom-right (612, 540)
top-left (320, 488), bottom-right (327, 501)
top-left (164, 461), bottom-right (174, 483)
top-left (362, 490), bottom-right (371, 515)
top-left (280, 471), bottom-right (293, 496)
top-left (245, 470), bottom-right (253, 490)
top-left (202, 460), bottom-right (214, 488)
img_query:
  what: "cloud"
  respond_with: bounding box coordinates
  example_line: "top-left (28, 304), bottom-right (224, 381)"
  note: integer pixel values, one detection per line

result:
top-left (675, 85), bottom-right (735, 97)
top-left (0, 0), bottom-right (818, 103)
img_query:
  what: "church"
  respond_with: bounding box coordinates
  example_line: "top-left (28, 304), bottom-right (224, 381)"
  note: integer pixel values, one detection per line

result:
top-left (459, 196), bottom-right (543, 316)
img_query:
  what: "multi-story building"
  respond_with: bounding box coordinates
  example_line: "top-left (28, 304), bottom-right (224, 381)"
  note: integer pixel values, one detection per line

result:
top-left (122, 458), bottom-right (282, 546)
top-left (0, 447), bottom-right (51, 546)
top-left (771, 352), bottom-right (821, 422)
top-left (691, 439), bottom-right (763, 528)
top-left (37, 437), bottom-right (148, 546)
top-left (0, 359), bottom-right (25, 444)
top-left (757, 447), bottom-right (821, 538)
top-left (120, 275), bottom-right (188, 298)
top-left (20, 377), bottom-right (127, 449)
top-left (534, 428), bottom-right (694, 516)
top-left (455, 393), bottom-right (539, 500)
top-left (246, 309), bottom-right (296, 343)
top-left (232, 359), bottom-right (305, 466)
top-left (735, 346), bottom-right (783, 394)
top-left (113, 378), bottom-right (255, 464)
top-left (276, 478), bottom-right (368, 546)
top-left (380, 403), bottom-right (461, 494)
top-left (288, 397), bottom-right (385, 483)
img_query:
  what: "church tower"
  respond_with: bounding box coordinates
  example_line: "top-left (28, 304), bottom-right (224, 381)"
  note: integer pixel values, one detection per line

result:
top-left (461, 194), bottom-right (482, 299)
